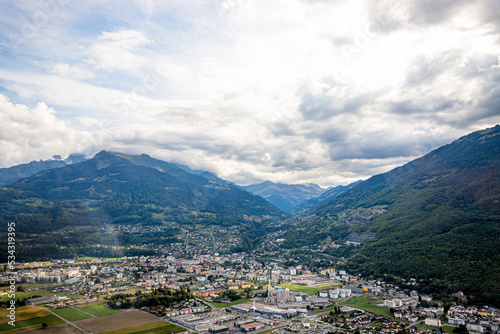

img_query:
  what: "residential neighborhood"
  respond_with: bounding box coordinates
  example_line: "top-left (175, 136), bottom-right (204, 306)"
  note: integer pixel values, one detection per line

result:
top-left (1, 250), bottom-right (498, 334)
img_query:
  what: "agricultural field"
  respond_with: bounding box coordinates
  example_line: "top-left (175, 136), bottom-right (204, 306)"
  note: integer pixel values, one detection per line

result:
top-left (75, 309), bottom-right (157, 332)
top-left (50, 307), bottom-right (93, 322)
top-left (101, 321), bottom-right (186, 334)
top-left (0, 306), bottom-right (64, 333)
top-left (77, 303), bottom-right (121, 317)
top-left (279, 284), bottom-right (323, 295)
top-left (24, 323), bottom-right (83, 334)
top-left (0, 291), bottom-right (49, 303)
top-left (208, 298), bottom-right (252, 308)
top-left (341, 296), bottom-right (391, 316)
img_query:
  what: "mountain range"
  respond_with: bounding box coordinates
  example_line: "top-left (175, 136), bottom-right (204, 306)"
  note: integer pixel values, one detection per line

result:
top-left (0, 154), bottom-right (86, 186)
top-left (243, 181), bottom-right (326, 212)
top-left (0, 125), bottom-right (499, 304)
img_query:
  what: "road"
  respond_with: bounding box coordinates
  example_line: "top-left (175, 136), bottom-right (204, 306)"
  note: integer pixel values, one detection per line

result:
top-left (43, 307), bottom-right (87, 333)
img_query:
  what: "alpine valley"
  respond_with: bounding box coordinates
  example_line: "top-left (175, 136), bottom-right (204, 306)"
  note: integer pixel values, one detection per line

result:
top-left (1, 125), bottom-right (499, 305)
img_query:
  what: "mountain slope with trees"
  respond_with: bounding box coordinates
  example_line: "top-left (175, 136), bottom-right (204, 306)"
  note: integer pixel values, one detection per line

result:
top-left (0, 151), bottom-right (287, 260)
top-left (285, 125), bottom-right (500, 304)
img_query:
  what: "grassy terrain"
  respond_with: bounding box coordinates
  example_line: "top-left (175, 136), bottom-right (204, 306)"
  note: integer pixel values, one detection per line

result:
top-left (78, 303), bottom-right (122, 316)
top-left (280, 284), bottom-right (323, 295)
top-left (341, 296), bottom-right (391, 316)
top-left (315, 304), bottom-right (338, 314)
top-left (208, 298), bottom-right (252, 308)
top-left (101, 321), bottom-right (186, 334)
top-left (51, 307), bottom-right (94, 321)
top-left (417, 323), bottom-right (438, 331)
top-left (0, 291), bottom-right (49, 303)
top-left (443, 325), bottom-right (456, 333)
top-left (314, 282), bottom-right (342, 288)
top-left (0, 306), bottom-right (64, 332)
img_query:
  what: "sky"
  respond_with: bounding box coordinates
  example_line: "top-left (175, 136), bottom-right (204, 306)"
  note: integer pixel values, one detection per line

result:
top-left (0, 0), bottom-right (499, 187)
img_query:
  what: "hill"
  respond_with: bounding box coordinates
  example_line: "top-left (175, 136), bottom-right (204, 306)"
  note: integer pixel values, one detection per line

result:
top-left (283, 125), bottom-right (500, 304)
top-left (243, 181), bottom-right (326, 212)
top-left (0, 151), bottom-right (287, 261)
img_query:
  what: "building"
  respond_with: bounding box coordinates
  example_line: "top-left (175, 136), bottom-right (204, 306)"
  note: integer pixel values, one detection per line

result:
top-left (209, 325), bottom-right (229, 333)
top-left (25, 296), bottom-right (53, 306)
top-left (425, 318), bottom-right (442, 327)
top-left (384, 299), bottom-right (403, 308)
top-left (466, 324), bottom-right (484, 333)
top-left (449, 318), bottom-right (466, 326)
top-left (241, 322), bottom-right (265, 332)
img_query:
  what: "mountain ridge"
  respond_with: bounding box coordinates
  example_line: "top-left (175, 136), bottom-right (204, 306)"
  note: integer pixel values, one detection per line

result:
top-left (0, 153), bottom-right (86, 186)
top-left (283, 125), bottom-right (500, 304)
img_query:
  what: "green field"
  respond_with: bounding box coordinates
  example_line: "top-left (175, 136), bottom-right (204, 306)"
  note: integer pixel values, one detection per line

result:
top-left (0, 291), bottom-right (48, 303)
top-left (443, 325), bottom-right (456, 333)
top-left (101, 321), bottom-right (186, 334)
top-left (315, 304), bottom-right (339, 314)
top-left (342, 296), bottom-right (391, 316)
top-left (280, 284), bottom-right (323, 295)
top-left (417, 323), bottom-right (438, 331)
top-left (78, 303), bottom-right (122, 316)
top-left (0, 315), bottom-right (63, 332)
top-left (314, 282), bottom-right (343, 288)
top-left (51, 307), bottom-right (94, 321)
top-left (208, 298), bottom-right (252, 308)
top-left (0, 306), bottom-right (65, 332)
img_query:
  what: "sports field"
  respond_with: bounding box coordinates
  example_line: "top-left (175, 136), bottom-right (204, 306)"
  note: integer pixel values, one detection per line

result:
top-left (51, 307), bottom-right (93, 321)
top-left (208, 298), bottom-right (252, 308)
top-left (101, 321), bottom-right (186, 334)
top-left (341, 296), bottom-right (391, 316)
top-left (0, 306), bottom-right (64, 333)
top-left (77, 303), bottom-right (121, 316)
top-left (280, 284), bottom-right (324, 295)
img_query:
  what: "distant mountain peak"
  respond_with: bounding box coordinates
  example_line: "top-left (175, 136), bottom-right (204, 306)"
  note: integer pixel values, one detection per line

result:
top-left (244, 180), bottom-right (327, 212)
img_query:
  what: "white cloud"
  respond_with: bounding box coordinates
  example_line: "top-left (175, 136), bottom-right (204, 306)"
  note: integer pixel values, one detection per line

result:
top-left (0, 95), bottom-right (97, 167)
top-left (88, 29), bottom-right (151, 71)
top-left (0, 0), bottom-right (499, 186)
top-left (52, 63), bottom-right (95, 79)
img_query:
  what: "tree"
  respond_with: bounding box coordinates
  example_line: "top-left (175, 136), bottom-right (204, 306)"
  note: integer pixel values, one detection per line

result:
top-left (42, 323), bottom-right (48, 328)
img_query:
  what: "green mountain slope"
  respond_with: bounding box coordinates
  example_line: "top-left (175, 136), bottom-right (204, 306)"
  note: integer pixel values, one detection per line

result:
top-left (0, 151), bottom-right (287, 261)
top-left (287, 125), bottom-right (500, 304)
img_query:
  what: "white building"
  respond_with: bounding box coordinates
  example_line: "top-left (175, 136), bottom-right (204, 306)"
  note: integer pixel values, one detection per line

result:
top-left (425, 318), bottom-right (442, 327)
top-left (466, 324), bottom-right (484, 333)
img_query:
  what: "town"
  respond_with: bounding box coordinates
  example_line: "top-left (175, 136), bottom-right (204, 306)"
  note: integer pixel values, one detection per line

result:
top-left (1, 250), bottom-right (498, 334)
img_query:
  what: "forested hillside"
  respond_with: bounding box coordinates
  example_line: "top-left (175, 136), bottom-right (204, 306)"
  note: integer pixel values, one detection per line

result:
top-left (284, 125), bottom-right (500, 304)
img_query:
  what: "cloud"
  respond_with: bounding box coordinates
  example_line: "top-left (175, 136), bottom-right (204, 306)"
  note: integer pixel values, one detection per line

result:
top-left (88, 29), bottom-right (151, 71)
top-left (0, 95), bottom-right (98, 166)
top-left (52, 63), bottom-right (95, 79)
top-left (0, 0), bottom-right (499, 187)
